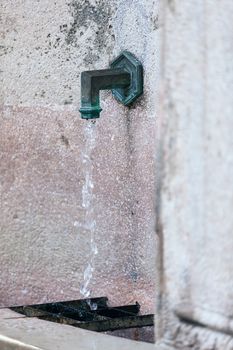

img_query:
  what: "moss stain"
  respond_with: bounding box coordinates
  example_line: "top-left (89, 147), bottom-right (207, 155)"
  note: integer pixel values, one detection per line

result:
top-left (63, 0), bottom-right (115, 63)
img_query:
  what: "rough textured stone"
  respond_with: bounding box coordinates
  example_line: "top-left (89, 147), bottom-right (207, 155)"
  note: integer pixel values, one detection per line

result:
top-left (0, 0), bottom-right (116, 106)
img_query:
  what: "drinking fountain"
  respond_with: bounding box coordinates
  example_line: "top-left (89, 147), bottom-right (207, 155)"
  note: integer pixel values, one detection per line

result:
top-left (79, 51), bottom-right (143, 119)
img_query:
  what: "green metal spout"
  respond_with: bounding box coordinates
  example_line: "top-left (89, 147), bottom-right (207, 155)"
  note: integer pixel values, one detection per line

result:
top-left (79, 51), bottom-right (143, 120)
top-left (80, 68), bottom-right (130, 119)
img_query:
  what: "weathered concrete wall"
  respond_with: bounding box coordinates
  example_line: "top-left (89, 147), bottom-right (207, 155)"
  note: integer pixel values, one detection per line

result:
top-left (0, 0), bottom-right (159, 314)
top-left (158, 0), bottom-right (233, 348)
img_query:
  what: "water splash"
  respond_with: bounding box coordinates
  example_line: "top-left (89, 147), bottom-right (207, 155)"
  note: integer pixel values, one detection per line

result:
top-left (79, 121), bottom-right (98, 302)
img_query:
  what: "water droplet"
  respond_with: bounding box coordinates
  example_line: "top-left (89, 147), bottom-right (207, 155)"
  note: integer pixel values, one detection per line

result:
top-left (21, 289), bottom-right (28, 295)
top-left (74, 220), bottom-right (81, 227)
top-left (84, 263), bottom-right (93, 280)
top-left (87, 299), bottom-right (98, 310)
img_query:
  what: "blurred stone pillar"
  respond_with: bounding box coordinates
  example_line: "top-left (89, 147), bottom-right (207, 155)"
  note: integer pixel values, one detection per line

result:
top-left (157, 0), bottom-right (233, 348)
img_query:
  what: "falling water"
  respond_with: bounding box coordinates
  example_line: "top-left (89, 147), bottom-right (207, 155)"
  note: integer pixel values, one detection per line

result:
top-left (75, 121), bottom-right (98, 307)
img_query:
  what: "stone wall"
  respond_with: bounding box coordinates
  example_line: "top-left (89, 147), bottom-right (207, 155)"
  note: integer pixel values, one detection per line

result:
top-left (0, 0), bottom-right (160, 314)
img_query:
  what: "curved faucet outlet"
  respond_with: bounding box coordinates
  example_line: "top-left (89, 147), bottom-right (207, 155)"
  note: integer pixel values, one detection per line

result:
top-left (79, 51), bottom-right (143, 119)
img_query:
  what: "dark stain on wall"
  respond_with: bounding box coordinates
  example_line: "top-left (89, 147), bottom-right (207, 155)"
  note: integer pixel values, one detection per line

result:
top-left (151, 14), bottom-right (159, 30)
top-left (0, 45), bottom-right (13, 56)
top-left (63, 0), bottom-right (115, 63)
top-left (60, 134), bottom-right (70, 147)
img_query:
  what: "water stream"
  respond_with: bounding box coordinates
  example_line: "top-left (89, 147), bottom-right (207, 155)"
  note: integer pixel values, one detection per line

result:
top-left (75, 121), bottom-right (98, 308)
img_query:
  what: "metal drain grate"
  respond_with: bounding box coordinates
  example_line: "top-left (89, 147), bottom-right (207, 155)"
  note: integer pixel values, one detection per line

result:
top-left (11, 297), bottom-right (154, 333)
